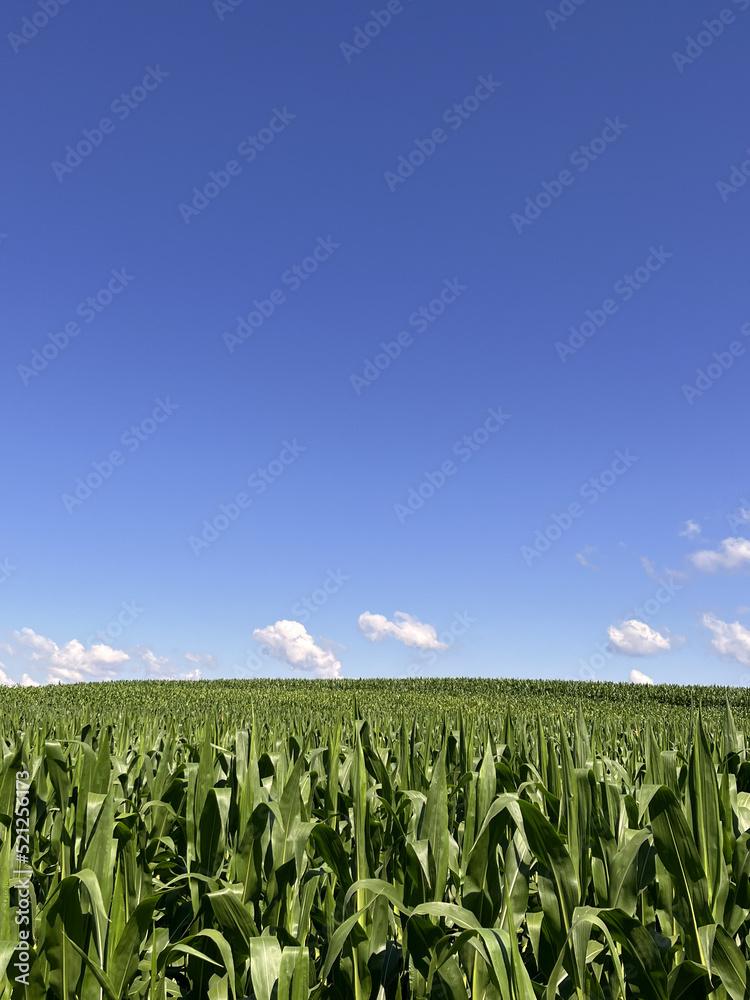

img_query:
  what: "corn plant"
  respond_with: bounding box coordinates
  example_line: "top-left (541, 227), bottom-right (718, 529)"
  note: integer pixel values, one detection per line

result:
top-left (1, 680), bottom-right (750, 997)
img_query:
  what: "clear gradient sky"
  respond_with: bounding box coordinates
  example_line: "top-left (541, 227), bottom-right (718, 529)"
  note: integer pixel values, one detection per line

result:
top-left (2, 0), bottom-right (750, 687)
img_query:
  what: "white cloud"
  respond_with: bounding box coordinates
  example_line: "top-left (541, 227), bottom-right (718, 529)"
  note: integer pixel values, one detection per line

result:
top-left (630, 668), bottom-right (655, 685)
top-left (252, 620), bottom-right (341, 679)
top-left (607, 619), bottom-right (672, 657)
top-left (137, 648), bottom-right (204, 680)
top-left (140, 649), bottom-right (173, 677)
top-left (185, 652), bottom-right (217, 670)
top-left (690, 537), bottom-right (750, 573)
top-left (11, 628), bottom-right (129, 684)
top-left (679, 520), bottom-right (702, 539)
top-left (358, 611), bottom-right (449, 651)
top-left (0, 662), bottom-right (41, 688)
top-left (575, 547), bottom-right (599, 571)
top-left (702, 613), bottom-right (750, 667)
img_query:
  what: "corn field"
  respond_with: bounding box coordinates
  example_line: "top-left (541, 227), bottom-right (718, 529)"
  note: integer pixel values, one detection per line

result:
top-left (4, 679), bottom-right (750, 998)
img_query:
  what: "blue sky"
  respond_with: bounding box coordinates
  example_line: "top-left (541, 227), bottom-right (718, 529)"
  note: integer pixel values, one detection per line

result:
top-left (2, 0), bottom-right (750, 687)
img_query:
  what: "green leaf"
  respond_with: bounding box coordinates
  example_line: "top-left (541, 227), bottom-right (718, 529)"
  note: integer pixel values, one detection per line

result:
top-left (648, 785), bottom-right (713, 964)
top-left (518, 799), bottom-right (579, 938)
top-left (249, 936), bottom-right (282, 1000)
top-left (422, 743), bottom-right (449, 902)
top-left (713, 925), bottom-right (750, 1000)
top-left (278, 946), bottom-right (309, 1000)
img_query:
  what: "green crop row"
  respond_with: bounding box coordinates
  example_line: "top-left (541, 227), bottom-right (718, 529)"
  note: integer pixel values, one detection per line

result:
top-left (3, 680), bottom-right (750, 997)
top-left (2, 677), bottom-right (750, 736)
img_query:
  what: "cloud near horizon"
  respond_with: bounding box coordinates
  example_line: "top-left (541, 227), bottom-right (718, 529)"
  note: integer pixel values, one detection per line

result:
top-left (137, 649), bottom-right (203, 680)
top-left (702, 613), bottom-right (750, 667)
top-left (358, 611), bottom-right (449, 651)
top-left (630, 668), bottom-right (655, 685)
top-left (11, 627), bottom-right (130, 684)
top-left (0, 630), bottom-right (210, 685)
top-left (607, 619), bottom-right (672, 657)
top-left (185, 652), bottom-right (218, 671)
top-left (252, 620), bottom-right (341, 678)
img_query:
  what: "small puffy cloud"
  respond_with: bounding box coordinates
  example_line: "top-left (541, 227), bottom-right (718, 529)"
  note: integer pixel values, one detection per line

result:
top-left (252, 620), bottom-right (341, 679)
top-left (0, 662), bottom-right (39, 688)
top-left (358, 611), bottom-right (448, 651)
top-left (630, 668), bottom-right (655, 685)
top-left (575, 547), bottom-right (599, 571)
top-left (679, 520), bottom-right (702, 539)
top-left (702, 613), bottom-right (750, 667)
top-left (690, 537), bottom-right (750, 573)
top-left (607, 619), bottom-right (672, 657)
top-left (12, 628), bottom-right (129, 684)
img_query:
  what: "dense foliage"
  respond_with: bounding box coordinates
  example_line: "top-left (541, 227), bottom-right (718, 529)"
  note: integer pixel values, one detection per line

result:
top-left (4, 678), bottom-right (750, 998)
top-left (3, 677), bottom-right (750, 732)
